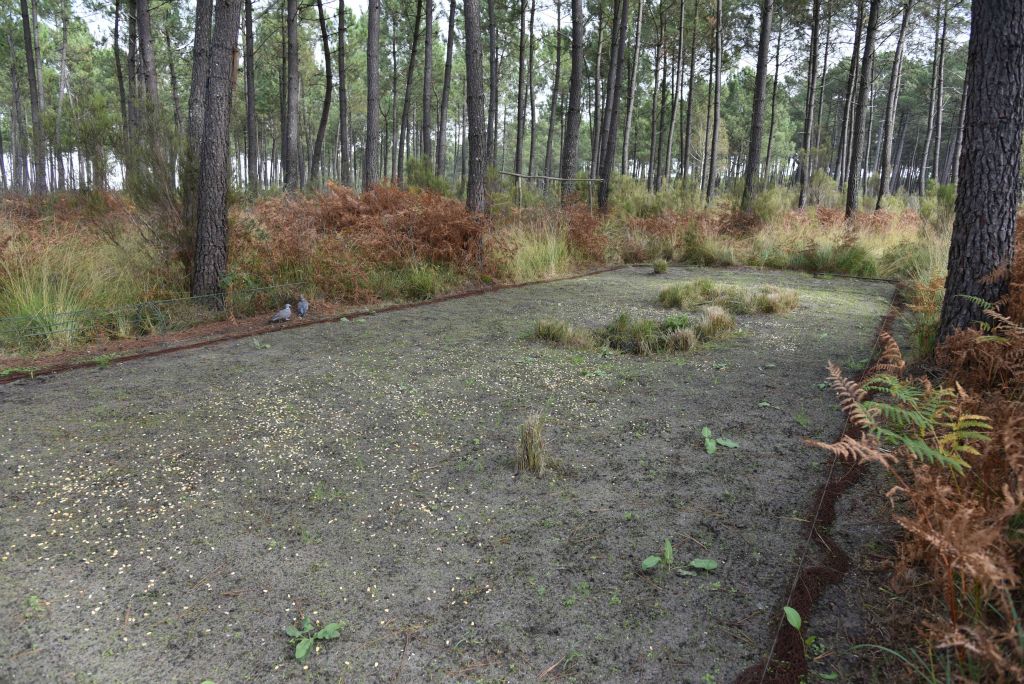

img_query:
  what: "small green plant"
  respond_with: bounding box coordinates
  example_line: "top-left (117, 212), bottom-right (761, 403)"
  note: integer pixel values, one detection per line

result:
top-left (516, 413), bottom-right (547, 474)
top-left (91, 353), bottom-right (117, 368)
top-left (251, 336), bottom-right (271, 350)
top-left (688, 558), bottom-right (718, 571)
top-left (701, 427), bottom-right (739, 455)
top-left (285, 616), bottom-right (344, 663)
top-left (642, 538), bottom-right (675, 571)
top-left (652, 258), bottom-right (668, 274)
top-left (0, 366), bottom-right (38, 378)
top-left (783, 605), bottom-right (802, 630)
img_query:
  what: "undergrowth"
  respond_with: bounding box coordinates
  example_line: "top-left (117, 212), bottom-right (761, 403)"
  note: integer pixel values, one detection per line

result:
top-left (658, 279), bottom-right (799, 315)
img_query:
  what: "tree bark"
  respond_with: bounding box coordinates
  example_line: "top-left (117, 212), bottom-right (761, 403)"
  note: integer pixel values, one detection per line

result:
top-left (798, 0), bottom-right (821, 207)
top-left (598, 0), bottom-right (630, 210)
top-left (114, 0), bottom-right (128, 133)
top-left (527, 0), bottom-right (537, 177)
top-left (514, 0), bottom-right (527, 175)
top-left (741, 0), bottom-right (774, 212)
top-left (422, 0), bottom-right (433, 160)
top-left (365, 0), bottom-right (382, 188)
top-left (136, 0), bottom-right (159, 104)
top-left (682, 1), bottom-right (697, 183)
top-left (6, 29), bottom-right (28, 193)
top-left (932, 0), bottom-right (948, 184)
top-left (835, 0), bottom-right (864, 184)
top-left (284, 0), bottom-right (300, 190)
top-left (55, 5), bottom-right (69, 190)
top-left (664, 0), bottom-right (685, 183)
top-left (876, 0), bottom-right (912, 210)
top-left (184, 0), bottom-right (214, 224)
top-left (764, 18), bottom-right (781, 177)
top-left (844, 0), bottom-right (879, 219)
top-left (464, 0), bottom-right (486, 212)
top-left (397, 0), bottom-right (424, 185)
top-left (949, 78), bottom-right (967, 187)
top-left (310, 0), bottom-right (333, 187)
top-left (938, 0), bottom-right (1024, 339)
top-left (544, 1), bottom-right (563, 183)
top-left (436, 0), bottom-right (457, 175)
top-left (337, 0), bottom-right (351, 185)
top-left (192, 0), bottom-right (244, 301)
top-left (244, 0), bottom-right (258, 191)
top-left (705, 0), bottom-right (722, 205)
top-left (621, 0), bottom-right (643, 176)
top-left (920, 2), bottom-right (941, 193)
top-left (559, 0), bottom-right (584, 203)
top-left (647, 16), bottom-right (663, 190)
top-left (18, 0), bottom-right (45, 193)
top-left (486, 0), bottom-right (498, 166)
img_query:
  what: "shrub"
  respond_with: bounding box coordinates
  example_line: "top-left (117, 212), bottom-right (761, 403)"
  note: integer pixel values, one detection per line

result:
top-left (652, 258), bottom-right (668, 274)
top-left (750, 186), bottom-right (795, 225)
top-left (517, 414), bottom-right (547, 475)
top-left (658, 279), bottom-right (799, 315)
top-left (405, 156), bottom-right (452, 196)
top-left (496, 225), bottom-right (573, 282)
top-left (531, 319), bottom-right (595, 350)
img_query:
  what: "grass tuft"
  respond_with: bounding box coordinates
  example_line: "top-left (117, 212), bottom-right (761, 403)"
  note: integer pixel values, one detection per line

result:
top-left (517, 414), bottom-right (547, 475)
top-left (532, 319), bottom-right (596, 349)
top-left (694, 306), bottom-right (737, 340)
top-left (652, 258), bottom-right (668, 274)
top-left (659, 279), bottom-right (799, 315)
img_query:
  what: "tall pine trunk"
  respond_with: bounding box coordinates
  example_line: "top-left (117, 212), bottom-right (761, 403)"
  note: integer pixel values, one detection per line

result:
top-left (464, 0), bottom-right (486, 212)
top-left (664, 0), bottom-right (685, 184)
top-left (875, 0), bottom-right (911, 210)
top-left (422, 0), bottom-right (433, 160)
top-left (397, 0), bottom-right (424, 185)
top-left (18, 0), bottom-right (45, 193)
top-left (192, 0), bottom-right (244, 301)
top-left (365, 0), bottom-right (382, 188)
top-left (436, 0), bottom-right (457, 175)
top-left (705, 0), bottom-right (722, 205)
top-left (621, 0), bottom-right (643, 176)
top-left (741, 0), bottom-right (774, 212)
top-left (682, 2), bottom-right (697, 183)
top-left (844, 0), bottom-right (879, 218)
top-left (244, 0), bottom-right (258, 191)
top-left (338, 0), bottom-right (351, 185)
top-left (310, 0), bottom-right (333, 186)
top-left (938, 0), bottom-right (1024, 339)
top-left (597, 0), bottom-right (630, 209)
top-left (560, 0), bottom-right (584, 203)
top-left (544, 1), bottom-right (563, 183)
top-left (798, 0), bottom-right (821, 207)
top-left (486, 0), bottom-right (498, 166)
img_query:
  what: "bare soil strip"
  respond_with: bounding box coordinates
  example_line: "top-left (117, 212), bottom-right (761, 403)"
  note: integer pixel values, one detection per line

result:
top-left (0, 266), bottom-right (893, 683)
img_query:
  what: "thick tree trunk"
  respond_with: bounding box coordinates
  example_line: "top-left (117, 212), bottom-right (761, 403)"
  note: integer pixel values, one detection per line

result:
top-left (192, 0), bottom-right (244, 301)
top-left (938, 0), bottom-right (1024, 339)
top-left (310, 0), bottom-right (333, 187)
top-left (422, 0), bottom-right (433, 160)
top-left (6, 29), bottom-right (28, 193)
top-left (876, 0), bottom-right (912, 210)
top-left (621, 0), bottom-right (643, 176)
top-left (844, 0), bottom-right (879, 219)
top-left (136, 0), bottom-right (159, 104)
top-left (464, 0), bottom-right (486, 212)
top-left (184, 0), bottom-right (214, 224)
top-left (244, 0), bottom-right (258, 191)
top-left (559, 0), bottom-right (584, 203)
top-left (436, 0), bottom-right (456, 175)
top-left (597, 0), bottom-right (630, 209)
top-left (18, 0), bottom-right (45, 193)
top-left (544, 1), bottom-right (563, 183)
top-left (365, 0), bottom-right (382, 188)
top-left (741, 0), bottom-right (774, 212)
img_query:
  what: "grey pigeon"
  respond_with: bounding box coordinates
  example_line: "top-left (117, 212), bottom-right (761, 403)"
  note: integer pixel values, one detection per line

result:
top-left (297, 295), bottom-right (309, 318)
top-left (269, 303), bottom-right (292, 323)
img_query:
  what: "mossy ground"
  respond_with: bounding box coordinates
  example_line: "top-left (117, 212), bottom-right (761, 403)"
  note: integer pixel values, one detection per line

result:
top-left (0, 266), bottom-right (893, 683)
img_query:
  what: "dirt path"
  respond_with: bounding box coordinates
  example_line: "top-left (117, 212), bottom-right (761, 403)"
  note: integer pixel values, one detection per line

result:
top-left (0, 266), bottom-right (894, 683)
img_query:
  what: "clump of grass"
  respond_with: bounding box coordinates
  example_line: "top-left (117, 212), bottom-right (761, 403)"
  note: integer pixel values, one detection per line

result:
top-left (695, 305), bottom-right (737, 340)
top-left (602, 313), bottom-right (661, 355)
top-left (366, 262), bottom-right (460, 301)
top-left (517, 413), bottom-right (547, 475)
top-left (659, 279), bottom-right (799, 315)
top-left (531, 319), bottom-right (596, 349)
top-left (498, 225), bottom-right (573, 281)
top-left (652, 258), bottom-right (668, 274)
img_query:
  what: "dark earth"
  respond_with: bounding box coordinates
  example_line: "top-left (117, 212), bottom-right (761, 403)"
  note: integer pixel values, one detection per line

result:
top-left (0, 266), bottom-right (894, 683)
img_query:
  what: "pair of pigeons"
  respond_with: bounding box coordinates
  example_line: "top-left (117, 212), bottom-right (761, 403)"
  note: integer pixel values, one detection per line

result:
top-left (269, 295), bottom-right (309, 323)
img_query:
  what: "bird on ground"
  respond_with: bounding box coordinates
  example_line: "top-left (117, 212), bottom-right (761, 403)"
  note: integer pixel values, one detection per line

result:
top-left (297, 295), bottom-right (309, 318)
top-left (269, 303), bottom-right (292, 323)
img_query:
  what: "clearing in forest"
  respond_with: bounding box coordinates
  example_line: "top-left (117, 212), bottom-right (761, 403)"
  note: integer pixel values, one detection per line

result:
top-left (0, 266), bottom-right (893, 683)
